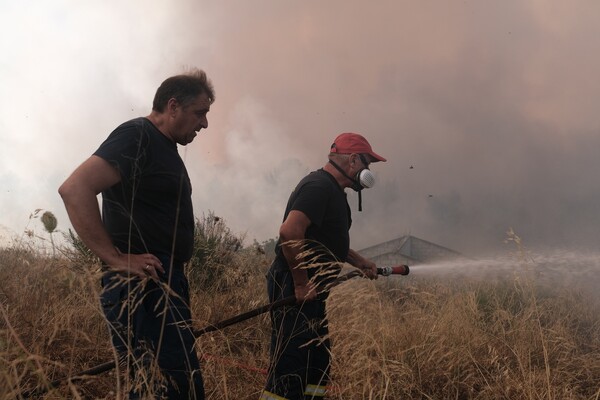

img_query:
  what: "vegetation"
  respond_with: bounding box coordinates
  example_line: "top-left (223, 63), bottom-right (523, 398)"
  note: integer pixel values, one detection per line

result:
top-left (1, 216), bottom-right (600, 399)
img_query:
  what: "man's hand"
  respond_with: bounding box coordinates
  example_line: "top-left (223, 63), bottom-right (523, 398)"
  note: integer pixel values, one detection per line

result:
top-left (294, 281), bottom-right (317, 304)
top-left (109, 249), bottom-right (165, 280)
top-left (360, 260), bottom-right (378, 280)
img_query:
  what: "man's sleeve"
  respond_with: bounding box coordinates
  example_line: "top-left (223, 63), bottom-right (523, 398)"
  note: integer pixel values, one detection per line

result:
top-left (289, 181), bottom-right (329, 228)
top-left (93, 123), bottom-right (148, 184)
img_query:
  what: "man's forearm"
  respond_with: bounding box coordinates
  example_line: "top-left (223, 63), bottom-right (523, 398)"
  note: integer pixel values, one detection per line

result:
top-left (277, 210), bottom-right (315, 300)
top-left (347, 248), bottom-right (378, 279)
top-left (281, 241), bottom-right (309, 286)
top-left (60, 189), bottom-right (120, 265)
top-left (346, 248), bottom-right (367, 268)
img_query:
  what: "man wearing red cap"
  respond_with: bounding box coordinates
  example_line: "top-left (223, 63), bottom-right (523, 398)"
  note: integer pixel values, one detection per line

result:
top-left (261, 133), bottom-right (386, 400)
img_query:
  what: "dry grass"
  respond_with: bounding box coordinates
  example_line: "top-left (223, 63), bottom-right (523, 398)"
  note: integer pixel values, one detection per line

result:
top-left (2, 241), bottom-right (600, 399)
top-left (327, 274), bottom-right (600, 400)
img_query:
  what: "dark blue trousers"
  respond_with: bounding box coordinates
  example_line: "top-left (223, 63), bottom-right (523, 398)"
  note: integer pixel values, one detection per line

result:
top-left (264, 262), bottom-right (331, 400)
top-left (100, 257), bottom-right (204, 399)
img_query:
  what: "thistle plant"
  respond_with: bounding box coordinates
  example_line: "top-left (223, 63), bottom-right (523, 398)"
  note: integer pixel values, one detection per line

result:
top-left (36, 210), bottom-right (58, 257)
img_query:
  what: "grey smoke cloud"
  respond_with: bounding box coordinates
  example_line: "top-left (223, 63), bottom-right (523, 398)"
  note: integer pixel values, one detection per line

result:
top-left (1, 0), bottom-right (599, 256)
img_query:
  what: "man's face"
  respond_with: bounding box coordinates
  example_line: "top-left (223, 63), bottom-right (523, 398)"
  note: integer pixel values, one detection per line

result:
top-left (170, 93), bottom-right (211, 145)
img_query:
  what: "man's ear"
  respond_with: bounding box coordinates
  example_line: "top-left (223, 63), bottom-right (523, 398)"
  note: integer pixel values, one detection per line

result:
top-left (167, 98), bottom-right (179, 116)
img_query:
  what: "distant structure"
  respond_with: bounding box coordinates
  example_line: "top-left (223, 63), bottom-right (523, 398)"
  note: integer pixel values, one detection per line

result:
top-left (358, 235), bottom-right (463, 266)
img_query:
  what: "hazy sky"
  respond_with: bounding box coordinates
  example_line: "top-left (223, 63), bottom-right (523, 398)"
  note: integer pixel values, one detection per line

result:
top-left (1, 0), bottom-right (599, 255)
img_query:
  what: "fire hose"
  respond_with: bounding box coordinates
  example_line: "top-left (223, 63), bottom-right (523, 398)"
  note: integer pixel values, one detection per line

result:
top-left (22, 265), bottom-right (409, 397)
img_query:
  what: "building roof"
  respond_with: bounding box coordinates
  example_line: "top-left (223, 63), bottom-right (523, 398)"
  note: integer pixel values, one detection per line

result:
top-left (358, 235), bottom-right (463, 265)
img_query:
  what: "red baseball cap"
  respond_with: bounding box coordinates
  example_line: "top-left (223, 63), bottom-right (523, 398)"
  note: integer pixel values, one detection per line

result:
top-left (330, 132), bottom-right (387, 162)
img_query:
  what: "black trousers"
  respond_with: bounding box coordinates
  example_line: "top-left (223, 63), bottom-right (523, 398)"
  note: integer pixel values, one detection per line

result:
top-left (100, 257), bottom-right (204, 399)
top-left (264, 262), bottom-right (331, 400)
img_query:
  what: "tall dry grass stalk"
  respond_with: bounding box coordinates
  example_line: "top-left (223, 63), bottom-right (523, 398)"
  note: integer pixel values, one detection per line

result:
top-left (2, 230), bottom-right (600, 399)
top-left (326, 274), bottom-right (600, 399)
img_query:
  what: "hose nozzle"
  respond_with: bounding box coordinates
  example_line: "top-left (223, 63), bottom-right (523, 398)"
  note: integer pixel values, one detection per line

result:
top-left (377, 265), bottom-right (410, 276)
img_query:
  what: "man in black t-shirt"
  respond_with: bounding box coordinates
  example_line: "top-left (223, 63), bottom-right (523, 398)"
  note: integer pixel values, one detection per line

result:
top-left (59, 69), bottom-right (214, 399)
top-left (262, 133), bottom-right (386, 400)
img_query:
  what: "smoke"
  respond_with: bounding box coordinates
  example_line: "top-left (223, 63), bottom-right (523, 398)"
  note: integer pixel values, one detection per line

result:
top-left (1, 0), bottom-right (600, 256)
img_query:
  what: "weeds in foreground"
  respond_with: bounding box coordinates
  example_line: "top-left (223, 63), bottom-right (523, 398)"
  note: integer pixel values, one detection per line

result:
top-left (1, 224), bottom-right (600, 399)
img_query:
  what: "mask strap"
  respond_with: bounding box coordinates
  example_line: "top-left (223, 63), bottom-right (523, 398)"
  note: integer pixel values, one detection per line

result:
top-left (328, 160), bottom-right (363, 212)
top-left (358, 191), bottom-right (362, 212)
top-left (328, 159), bottom-right (355, 182)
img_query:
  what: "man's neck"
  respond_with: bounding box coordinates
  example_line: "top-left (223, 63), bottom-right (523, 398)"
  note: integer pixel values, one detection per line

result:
top-left (146, 112), bottom-right (174, 142)
top-left (323, 162), bottom-right (349, 189)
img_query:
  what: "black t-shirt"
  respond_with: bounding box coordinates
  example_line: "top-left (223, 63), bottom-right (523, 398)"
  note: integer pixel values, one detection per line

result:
top-left (274, 169), bottom-right (352, 282)
top-left (94, 117), bottom-right (194, 262)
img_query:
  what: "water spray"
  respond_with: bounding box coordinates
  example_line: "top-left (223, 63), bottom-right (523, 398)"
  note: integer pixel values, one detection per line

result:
top-left (21, 265), bottom-right (409, 397)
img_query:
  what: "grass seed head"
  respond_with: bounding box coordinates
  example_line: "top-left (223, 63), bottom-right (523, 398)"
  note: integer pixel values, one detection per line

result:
top-left (40, 211), bottom-right (57, 233)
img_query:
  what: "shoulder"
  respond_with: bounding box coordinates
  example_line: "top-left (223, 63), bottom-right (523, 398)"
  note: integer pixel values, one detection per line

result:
top-left (298, 170), bottom-right (334, 187)
top-left (110, 117), bottom-right (154, 137)
top-left (104, 117), bottom-right (165, 147)
top-left (295, 170), bottom-right (339, 194)
top-left (290, 170), bottom-right (340, 208)
top-left (287, 170), bottom-right (344, 227)
top-left (95, 118), bottom-right (152, 160)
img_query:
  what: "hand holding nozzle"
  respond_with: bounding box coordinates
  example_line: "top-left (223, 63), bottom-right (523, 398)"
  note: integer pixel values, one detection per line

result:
top-left (377, 265), bottom-right (410, 276)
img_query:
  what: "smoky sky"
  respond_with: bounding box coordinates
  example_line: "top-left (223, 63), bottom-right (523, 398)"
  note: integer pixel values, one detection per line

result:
top-left (1, 0), bottom-right (599, 255)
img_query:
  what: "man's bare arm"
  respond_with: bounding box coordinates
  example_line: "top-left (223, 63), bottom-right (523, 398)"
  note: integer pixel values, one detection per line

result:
top-left (346, 248), bottom-right (378, 279)
top-left (279, 210), bottom-right (316, 302)
top-left (58, 155), bottom-right (164, 279)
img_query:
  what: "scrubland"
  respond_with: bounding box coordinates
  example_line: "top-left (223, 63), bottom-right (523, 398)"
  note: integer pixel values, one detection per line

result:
top-left (2, 216), bottom-right (600, 399)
